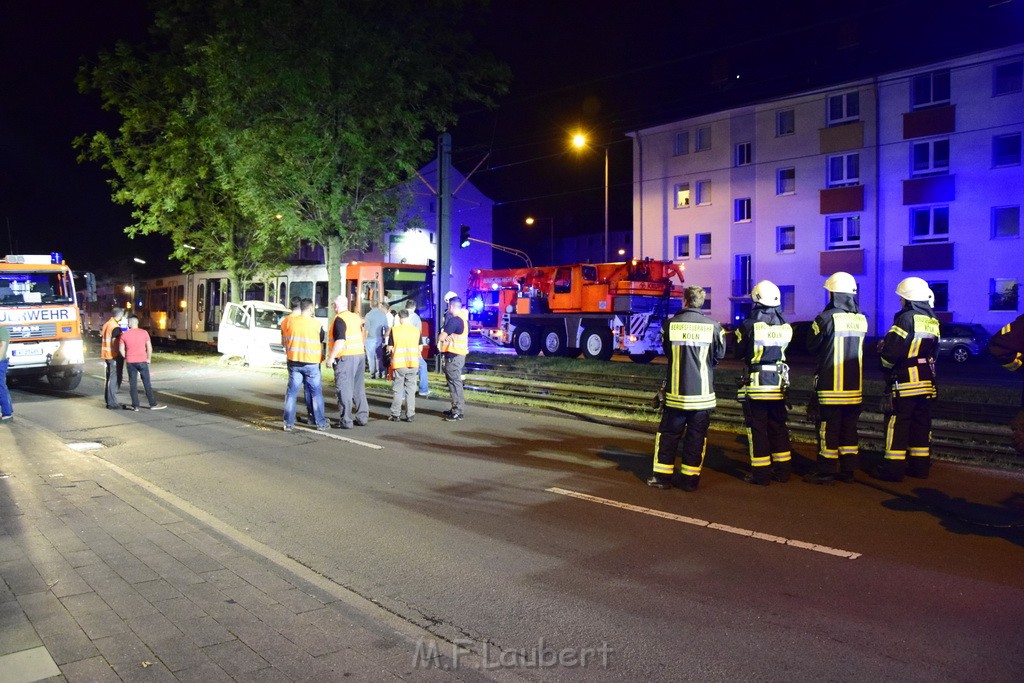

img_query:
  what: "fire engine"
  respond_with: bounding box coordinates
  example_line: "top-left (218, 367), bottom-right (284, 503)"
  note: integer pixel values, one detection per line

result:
top-left (467, 259), bottom-right (685, 362)
top-left (0, 254), bottom-right (86, 389)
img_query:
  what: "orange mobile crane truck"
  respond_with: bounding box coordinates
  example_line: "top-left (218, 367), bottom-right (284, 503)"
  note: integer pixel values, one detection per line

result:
top-left (466, 259), bottom-right (685, 362)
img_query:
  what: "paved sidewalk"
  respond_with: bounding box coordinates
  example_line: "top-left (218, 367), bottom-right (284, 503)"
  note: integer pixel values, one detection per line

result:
top-left (0, 420), bottom-right (489, 682)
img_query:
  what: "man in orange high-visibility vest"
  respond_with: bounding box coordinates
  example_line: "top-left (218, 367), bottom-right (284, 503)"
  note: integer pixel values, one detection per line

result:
top-left (326, 294), bottom-right (369, 429)
top-left (386, 309), bottom-right (423, 421)
top-left (437, 296), bottom-right (468, 421)
top-left (100, 306), bottom-right (126, 409)
top-left (281, 299), bottom-right (327, 432)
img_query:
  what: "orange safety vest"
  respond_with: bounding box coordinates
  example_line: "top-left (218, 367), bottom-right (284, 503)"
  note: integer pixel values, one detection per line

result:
top-left (280, 312), bottom-right (298, 342)
top-left (100, 317), bottom-right (121, 360)
top-left (328, 310), bottom-right (365, 356)
top-left (390, 323), bottom-right (421, 370)
top-left (283, 315), bottom-right (322, 363)
top-left (440, 309), bottom-right (469, 356)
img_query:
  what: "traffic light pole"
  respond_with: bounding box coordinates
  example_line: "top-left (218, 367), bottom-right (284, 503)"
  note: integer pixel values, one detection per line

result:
top-left (436, 133), bottom-right (452, 371)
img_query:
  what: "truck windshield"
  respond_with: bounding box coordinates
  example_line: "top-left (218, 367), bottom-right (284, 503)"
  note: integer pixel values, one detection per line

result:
top-left (382, 268), bottom-right (432, 314)
top-left (252, 308), bottom-right (285, 329)
top-left (0, 270), bottom-right (75, 306)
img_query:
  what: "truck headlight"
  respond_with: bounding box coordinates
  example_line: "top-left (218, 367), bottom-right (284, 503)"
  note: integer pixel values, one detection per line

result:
top-left (59, 339), bottom-right (85, 364)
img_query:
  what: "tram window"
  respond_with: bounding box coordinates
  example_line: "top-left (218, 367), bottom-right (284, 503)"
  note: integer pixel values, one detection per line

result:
top-left (314, 281), bottom-right (329, 317)
top-left (360, 281), bottom-right (379, 316)
top-left (197, 284), bottom-right (205, 313)
top-left (289, 281), bottom-right (312, 304)
top-left (177, 285), bottom-right (185, 310)
top-left (278, 282), bottom-right (287, 305)
top-left (152, 288), bottom-right (169, 313)
top-left (553, 268), bottom-right (572, 294)
top-left (244, 282), bottom-right (265, 301)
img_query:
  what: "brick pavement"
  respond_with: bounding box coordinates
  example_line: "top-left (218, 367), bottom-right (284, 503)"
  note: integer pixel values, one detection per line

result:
top-left (0, 419), bottom-right (496, 682)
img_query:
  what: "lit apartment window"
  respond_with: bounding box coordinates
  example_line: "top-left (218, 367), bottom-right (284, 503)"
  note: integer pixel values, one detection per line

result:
top-left (674, 131), bottom-right (690, 156)
top-left (701, 287), bottom-right (712, 311)
top-left (776, 167), bottom-right (795, 195)
top-left (734, 142), bottom-right (752, 167)
top-left (827, 91), bottom-right (859, 126)
top-left (674, 183), bottom-right (691, 209)
top-left (928, 281), bottom-right (949, 311)
top-left (992, 206), bottom-right (1021, 238)
top-left (912, 69), bottom-right (951, 109)
top-left (734, 198), bottom-right (752, 222)
top-left (776, 109), bottom-right (795, 136)
top-left (827, 215), bottom-right (861, 250)
top-left (827, 152), bottom-right (860, 187)
top-left (695, 126), bottom-right (712, 152)
top-left (993, 133), bottom-right (1022, 167)
top-left (911, 139), bottom-right (950, 175)
top-left (674, 235), bottom-right (690, 259)
top-left (695, 180), bottom-right (712, 205)
top-left (993, 60), bottom-right (1023, 96)
top-left (779, 285), bottom-right (795, 314)
top-left (990, 278), bottom-right (1019, 311)
top-left (777, 226), bottom-right (795, 252)
top-left (910, 206), bottom-right (950, 242)
top-left (696, 233), bottom-right (712, 258)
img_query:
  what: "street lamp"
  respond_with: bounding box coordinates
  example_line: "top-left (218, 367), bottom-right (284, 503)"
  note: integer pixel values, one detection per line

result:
top-left (571, 131), bottom-right (609, 263)
top-left (525, 216), bottom-right (555, 265)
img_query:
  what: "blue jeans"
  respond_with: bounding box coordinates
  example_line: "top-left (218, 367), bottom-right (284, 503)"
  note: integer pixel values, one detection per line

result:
top-left (284, 363), bottom-right (326, 428)
top-left (0, 359), bottom-right (12, 417)
top-left (126, 362), bottom-right (157, 408)
top-left (365, 338), bottom-right (383, 377)
top-left (418, 357), bottom-right (429, 394)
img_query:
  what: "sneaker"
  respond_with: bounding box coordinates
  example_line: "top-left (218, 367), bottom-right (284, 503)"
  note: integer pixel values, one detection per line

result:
top-left (803, 472), bottom-right (836, 485)
top-left (315, 422), bottom-right (329, 431)
top-left (354, 421), bottom-right (368, 427)
top-left (332, 422), bottom-right (352, 430)
top-left (444, 412), bottom-right (463, 421)
top-left (442, 409), bottom-right (455, 418)
top-left (105, 405), bottom-right (120, 410)
top-left (388, 415), bottom-right (401, 422)
top-left (402, 415), bottom-right (415, 422)
top-left (743, 473), bottom-right (770, 487)
top-left (124, 405), bottom-right (139, 412)
top-left (283, 425), bottom-right (294, 432)
top-left (645, 476), bottom-right (671, 490)
top-left (416, 391), bottom-right (431, 398)
top-left (0, 415), bottom-right (12, 422)
top-left (148, 404), bottom-right (167, 410)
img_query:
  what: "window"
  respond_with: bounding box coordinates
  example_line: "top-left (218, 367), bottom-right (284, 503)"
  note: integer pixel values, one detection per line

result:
top-left (990, 278), bottom-right (1019, 311)
top-left (776, 167), bottom-right (795, 195)
top-left (673, 183), bottom-right (690, 209)
top-left (992, 206), bottom-right (1021, 238)
top-left (777, 225), bottom-right (795, 252)
top-left (911, 139), bottom-right (950, 175)
top-left (928, 281), bottom-right (949, 312)
top-left (993, 133), bottom-right (1022, 167)
top-left (776, 109), bottom-right (795, 136)
top-left (695, 126), bottom-right (712, 152)
top-left (674, 235), bottom-right (690, 259)
top-left (695, 180), bottom-right (712, 205)
top-left (734, 198), bottom-right (752, 222)
top-left (827, 152), bottom-right (860, 187)
top-left (994, 60), bottom-right (1023, 96)
top-left (910, 206), bottom-right (950, 242)
top-left (827, 91), bottom-right (859, 126)
top-left (734, 142), bottom-right (752, 167)
top-left (779, 285), bottom-right (795, 315)
top-left (696, 233), bottom-right (712, 258)
top-left (553, 267), bottom-right (572, 294)
top-left (674, 131), bottom-right (690, 156)
top-left (701, 287), bottom-right (712, 311)
top-left (912, 69), bottom-right (951, 109)
top-left (827, 215), bottom-right (861, 250)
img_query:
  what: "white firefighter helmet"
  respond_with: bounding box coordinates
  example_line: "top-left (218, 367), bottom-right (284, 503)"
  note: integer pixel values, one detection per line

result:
top-left (750, 280), bottom-right (781, 307)
top-left (824, 271), bottom-right (857, 294)
top-left (895, 277), bottom-right (931, 302)
top-left (443, 291), bottom-right (458, 302)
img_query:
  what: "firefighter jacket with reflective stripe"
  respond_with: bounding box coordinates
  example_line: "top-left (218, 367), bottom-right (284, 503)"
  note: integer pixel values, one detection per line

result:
top-left (389, 323), bottom-right (422, 370)
top-left (440, 309), bottom-right (469, 356)
top-left (100, 317), bottom-right (122, 360)
top-left (989, 313), bottom-right (1024, 371)
top-left (808, 295), bottom-right (868, 405)
top-left (329, 311), bottom-right (365, 356)
top-left (283, 315), bottom-right (322, 364)
top-left (661, 308), bottom-right (726, 411)
top-left (735, 306), bottom-right (792, 401)
top-left (879, 302), bottom-right (939, 398)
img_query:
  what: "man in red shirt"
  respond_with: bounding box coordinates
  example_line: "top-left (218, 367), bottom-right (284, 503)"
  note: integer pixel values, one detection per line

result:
top-left (118, 316), bottom-right (166, 411)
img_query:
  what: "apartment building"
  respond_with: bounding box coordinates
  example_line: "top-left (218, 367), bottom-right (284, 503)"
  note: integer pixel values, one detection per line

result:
top-left (632, 44), bottom-right (1023, 335)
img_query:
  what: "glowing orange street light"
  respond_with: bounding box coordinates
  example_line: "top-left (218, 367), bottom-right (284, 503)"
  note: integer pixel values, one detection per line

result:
top-left (570, 131), bottom-right (609, 262)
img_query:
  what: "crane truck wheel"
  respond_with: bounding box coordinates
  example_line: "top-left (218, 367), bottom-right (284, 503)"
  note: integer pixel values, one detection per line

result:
top-left (513, 327), bottom-right (542, 356)
top-left (541, 328), bottom-right (567, 357)
top-left (581, 327), bottom-right (614, 361)
top-left (629, 351), bottom-right (658, 364)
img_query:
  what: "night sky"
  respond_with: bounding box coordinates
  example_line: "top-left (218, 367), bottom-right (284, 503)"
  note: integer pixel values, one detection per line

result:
top-left (2, 1), bottom-right (1021, 276)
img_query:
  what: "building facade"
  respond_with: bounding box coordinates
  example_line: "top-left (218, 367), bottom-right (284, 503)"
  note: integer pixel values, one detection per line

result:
top-left (632, 44), bottom-right (1023, 335)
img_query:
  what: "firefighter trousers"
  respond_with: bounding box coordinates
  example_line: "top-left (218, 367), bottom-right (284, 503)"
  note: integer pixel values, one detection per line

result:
top-left (743, 400), bottom-right (791, 483)
top-left (653, 407), bottom-right (710, 485)
top-left (882, 395), bottom-right (932, 479)
top-left (816, 404), bottom-right (861, 475)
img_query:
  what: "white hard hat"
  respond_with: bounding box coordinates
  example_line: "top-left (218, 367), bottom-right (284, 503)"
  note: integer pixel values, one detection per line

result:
top-left (443, 291), bottom-right (457, 302)
top-left (750, 280), bottom-right (781, 307)
top-left (895, 277), bottom-right (931, 302)
top-left (824, 271), bottom-right (857, 294)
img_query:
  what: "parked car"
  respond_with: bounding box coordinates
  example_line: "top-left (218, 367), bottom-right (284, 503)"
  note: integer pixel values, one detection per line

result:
top-left (937, 323), bottom-right (991, 363)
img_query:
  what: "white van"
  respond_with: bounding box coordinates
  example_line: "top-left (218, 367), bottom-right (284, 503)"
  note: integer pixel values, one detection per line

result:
top-left (218, 300), bottom-right (290, 366)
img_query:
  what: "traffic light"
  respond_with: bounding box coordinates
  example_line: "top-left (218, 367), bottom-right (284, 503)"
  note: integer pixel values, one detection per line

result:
top-left (459, 224), bottom-right (471, 248)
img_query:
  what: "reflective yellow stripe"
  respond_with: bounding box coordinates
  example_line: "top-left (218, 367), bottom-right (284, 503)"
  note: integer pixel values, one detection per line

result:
top-left (771, 451), bottom-right (791, 463)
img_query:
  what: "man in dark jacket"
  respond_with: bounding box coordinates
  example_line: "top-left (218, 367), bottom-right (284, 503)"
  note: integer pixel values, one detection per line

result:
top-left (876, 277), bottom-right (940, 481)
top-left (735, 280), bottom-right (793, 486)
top-left (648, 286), bottom-right (726, 491)
top-left (805, 272), bottom-right (868, 484)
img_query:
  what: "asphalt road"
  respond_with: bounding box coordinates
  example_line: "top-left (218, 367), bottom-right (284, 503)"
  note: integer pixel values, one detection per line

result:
top-left (6, 353), bottom-right (1024, 681)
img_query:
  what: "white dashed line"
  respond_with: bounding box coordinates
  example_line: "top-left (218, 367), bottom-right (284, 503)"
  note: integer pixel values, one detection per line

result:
top-left (161, 392), bottom-right (210, 405)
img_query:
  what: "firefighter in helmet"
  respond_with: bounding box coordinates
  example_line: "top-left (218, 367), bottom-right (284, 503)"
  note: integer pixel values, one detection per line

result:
top-left (876, 277), bottom-right (940, 481)
top-left (804, 272), bottom-right (868, 484)
top-left (734, 280), bottom-right (793, 485)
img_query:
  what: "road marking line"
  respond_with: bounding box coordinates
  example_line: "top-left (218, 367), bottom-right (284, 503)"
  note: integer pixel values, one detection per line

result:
top-left (259, 419), bottom-right (383, 450)
top-left (545, 487), bottom-right (861, 560)
top-left (161, 392), bottom-right (210, 405)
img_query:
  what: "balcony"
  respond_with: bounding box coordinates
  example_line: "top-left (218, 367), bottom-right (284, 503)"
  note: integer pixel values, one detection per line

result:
top-left (903, 105), bottom-right (955, 139)
top-left (731, 279), bottom-right (754, 298)
top-left (819, 121), bottom-right (864, 154)
top-left (903, 174), bottom-right (955, 205)
top-left (902, 242), bottom-right (954, 271)
top-left (819, 184), bottom-right (864, 214)
top-left (819, 249), bottom-right (865, 276)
